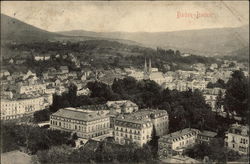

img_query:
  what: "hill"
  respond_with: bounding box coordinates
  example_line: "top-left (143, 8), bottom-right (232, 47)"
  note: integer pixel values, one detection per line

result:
top-left (1, 14), bottom-right (140, 46)
top-left (220, 46), bottom-right (249, 63)
top-left (59, 25), bottom-right (249, 57)
top-left (1, 14), bottom-right (62, 42)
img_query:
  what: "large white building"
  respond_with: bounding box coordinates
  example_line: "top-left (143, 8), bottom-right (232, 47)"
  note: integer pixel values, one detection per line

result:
top-left (114, 116), bottom-right (153, 147)
top-left (225, 123), bottom-right (249, 155)
top-left (50, 108), bottom-right (110, 139)
top-left (1, 94), bottom-right (52, 120)
top-left (128, 109), bottom-right (169, 136)
top-left (114, 109), bottom-right (169, 147)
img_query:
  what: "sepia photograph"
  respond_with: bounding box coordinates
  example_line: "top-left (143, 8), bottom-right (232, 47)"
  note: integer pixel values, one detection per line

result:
top-left (0, 1), bottom-right (249, 164)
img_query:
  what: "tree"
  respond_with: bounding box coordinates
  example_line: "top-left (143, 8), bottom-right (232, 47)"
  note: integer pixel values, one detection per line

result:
top-left (33, 109), bottom-right (51, 123)
top-left (148, 126), bottom-right (159, 159)
top-left (67, 83), bottom-right (77, 106)
top-left (37, 145), bottom-right (73, 164)
top-left (215, 90), bottom-right (224, 112)
top-left (224, 70), bottom-right (248, 117)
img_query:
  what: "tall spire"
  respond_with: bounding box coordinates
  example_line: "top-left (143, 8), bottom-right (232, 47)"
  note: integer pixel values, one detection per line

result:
top-left (149, 58), bottom-right (152, 73)
top-left (144, 57), bottom-right (147, 73)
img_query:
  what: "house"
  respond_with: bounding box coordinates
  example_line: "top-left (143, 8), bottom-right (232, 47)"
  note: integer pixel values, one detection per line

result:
top-left (59, 66), bottom-right (69, 74)
top-left (15, 59), bottom-right (25, 64)
top-left (48, 67), bottom-right (57, 73)
top-left (197, 130), bottom-right (217, 144)
top-left (106, 100), bottom-right (139, 114)
top-left (9, 58), bottom-right (14, 64)
top-left (203, 88), bottom-right (225, 112)
top-left (6, 75), bottom-right (12, 81)
top-left (17, 83), bottom-right (46, 95)
top-left (128, 71), bottom-right (144, 81)
top-left (210, 63), bottom-right (218, 70)
top-left (57, 74), bottom-right (69, 80)
top-left (34, 55), bottom-right (50, 61)
top-left (77, 88), bottom-right (91, 96)
top-left (162, 82), bottom-right (176, 90)
top-left (42, 72), bottom-right (49, 80)
top-left (81, 73), bottom-right (87, 81)
top-left (158, 128), bottom-right (200, 158)
top-left (225, 123), bottom-right (249, 155)
top-left (0, 69), bottom-right (10, 77)
top-left (54, 79), bottom-right (61, 86)
top-left (22, 70), bottom-right (36, 81)
top-left (68, 72), bottom-right (77, 78)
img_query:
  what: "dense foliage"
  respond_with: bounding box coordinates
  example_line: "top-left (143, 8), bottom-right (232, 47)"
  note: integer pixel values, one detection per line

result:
top-left (3, 41), bottom-right (219, 74)
top-left (184, 138), bottom-right (242, 162)
top-left (207, 79), bottom-right (226, 89)
top-left (35, 141), bottom-right (156, 164)
top-left (0, 122), bottom-right (75, 154)
top-left (224, 70), bottom-right (249, 121)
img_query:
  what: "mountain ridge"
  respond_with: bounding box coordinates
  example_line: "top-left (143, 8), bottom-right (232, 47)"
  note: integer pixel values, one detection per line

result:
top-left (0, 14), bottom-right (140, 46)
top-left (1, 14), bottom-right (249, 58)
top-left (59, 25), bottom-right (249, 56)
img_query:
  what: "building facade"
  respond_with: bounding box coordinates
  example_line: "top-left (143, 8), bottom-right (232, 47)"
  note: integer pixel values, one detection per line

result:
top-left (130, 109), bottom-right (169, 136)
top-left (225, 123), bottom-right (249, 155)
top-left (50, 108), bottom-right (110, 139)
top-left (197, 130), bottom-right (217, 144)
top-left (114, 116), bottom-right (153, 147)
top-left (203, 88), bottom-right (225, 112)
top-left (17, 83), bottom-right (46, 94)
top-left (114, 109), bottom-right (169, 147)
top-left (106, 100), bottom-right (139, 114)
top-left (158, 128), bottom-right (200, 158)
top-left (1, 95), bottom-right (50, 120)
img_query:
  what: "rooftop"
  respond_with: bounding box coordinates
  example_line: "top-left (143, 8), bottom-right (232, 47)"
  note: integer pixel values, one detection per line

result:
top-left (159, 128), bottom-right (200, 142)
top-left (199, 130), bottom-right (217, 138)
top-left (124, 109), bottom-right (168, 120)
top-left (228, 123), bottom-right (249, 136)
top-left (52, 108), bottom-right (108, 121)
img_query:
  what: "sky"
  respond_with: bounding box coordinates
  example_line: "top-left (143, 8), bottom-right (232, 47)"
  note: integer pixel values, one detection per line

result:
top-left (1, 1), bottom-right (249, 32)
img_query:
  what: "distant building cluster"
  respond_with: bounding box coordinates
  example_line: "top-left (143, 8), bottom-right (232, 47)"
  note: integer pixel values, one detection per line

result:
top-left (1, 70), bottom-right (53, 120)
